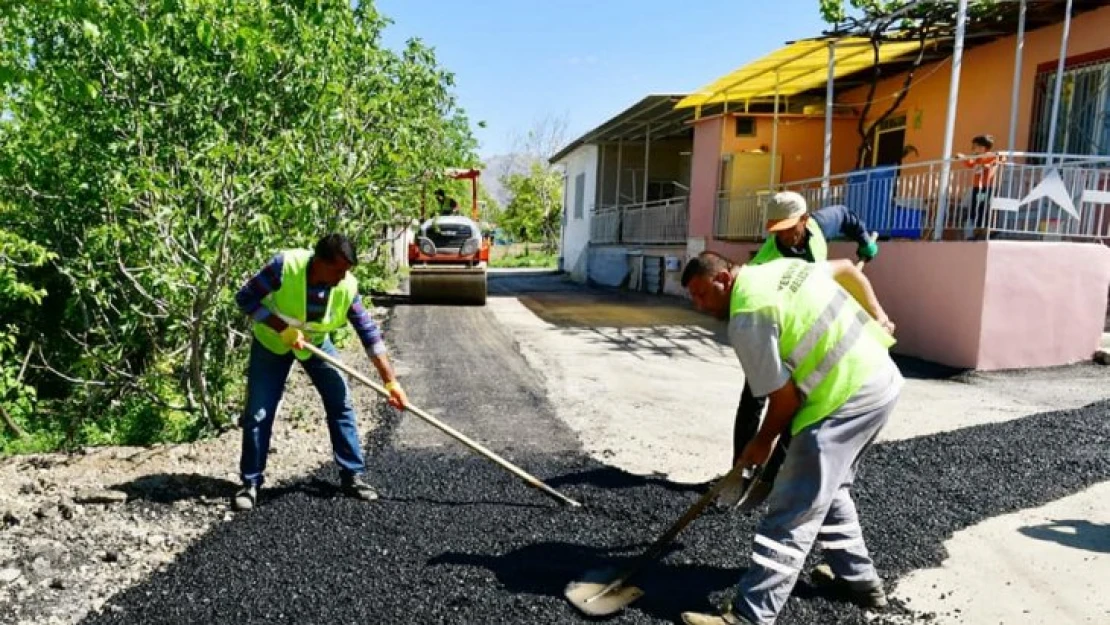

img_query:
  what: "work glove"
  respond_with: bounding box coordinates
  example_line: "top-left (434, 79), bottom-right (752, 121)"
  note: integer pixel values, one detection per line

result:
top-left (857, 240), bottom-right (879, 263)
top-left (279, 327), bottom-right (306, 350)
top-left (384, 380), bottom-right (408, 410)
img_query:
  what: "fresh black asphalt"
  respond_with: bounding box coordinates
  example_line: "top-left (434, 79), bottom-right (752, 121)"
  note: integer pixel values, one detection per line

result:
top-left (80, 276), bottom-right (1110, 625)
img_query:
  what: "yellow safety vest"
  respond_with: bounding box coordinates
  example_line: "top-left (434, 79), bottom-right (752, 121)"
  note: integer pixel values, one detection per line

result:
top-left (729, 258), bottom-right (895, 435)
top-left (251, 249), bottom-right (358, 361)
top-left (750, 220), bottom-right (828, 265)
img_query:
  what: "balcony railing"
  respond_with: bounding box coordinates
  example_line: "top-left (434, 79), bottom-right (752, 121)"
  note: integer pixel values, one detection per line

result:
top-left (715, 152), bottom-right (1110, 242)
top-left (590, 197), bottom-right (688, 246)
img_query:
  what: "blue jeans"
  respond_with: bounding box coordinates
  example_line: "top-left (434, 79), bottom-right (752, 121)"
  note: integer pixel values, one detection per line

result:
top-left (239, 337), bottom-right (366, 487)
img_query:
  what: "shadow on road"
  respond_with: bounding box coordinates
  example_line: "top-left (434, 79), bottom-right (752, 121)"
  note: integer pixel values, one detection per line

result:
top-left (1018, 519), bottom-right (1110, 554)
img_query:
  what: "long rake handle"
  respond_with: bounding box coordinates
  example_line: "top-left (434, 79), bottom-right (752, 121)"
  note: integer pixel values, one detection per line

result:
top-left (300, 342), bottom-right (582, 508)
top-left (587, 460), bottom-right (753, 602)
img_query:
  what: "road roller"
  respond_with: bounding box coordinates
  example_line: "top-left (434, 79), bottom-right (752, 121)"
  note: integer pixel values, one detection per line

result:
top-left (407, 167), bottom-right (490, 306)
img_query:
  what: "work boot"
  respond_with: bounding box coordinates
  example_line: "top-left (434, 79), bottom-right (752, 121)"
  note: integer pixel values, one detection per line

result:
top-left (232, 483), bottom-right (257, 512)
top-left (810, 563), bottom-right (888, 609)
top-left (680, 609), bottom-right (754, 625)
top-left (340, 474), bottom-right (379, 501)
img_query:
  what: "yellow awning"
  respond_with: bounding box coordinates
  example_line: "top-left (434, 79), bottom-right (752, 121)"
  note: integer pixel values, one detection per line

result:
top-left (675, 37), bottom-right (931, 109)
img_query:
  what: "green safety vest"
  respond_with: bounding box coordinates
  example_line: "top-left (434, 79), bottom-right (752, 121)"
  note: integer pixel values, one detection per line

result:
top-left (251, 249), bottom-right (358, 361)
top-left (749, 219), bottom-right (828, 266)
top-left (730, 258), bottom-right (895, 435)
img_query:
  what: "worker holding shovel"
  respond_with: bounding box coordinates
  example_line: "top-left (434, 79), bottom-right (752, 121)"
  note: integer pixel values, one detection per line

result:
top-left (679, 252), bottom-right (900, 625)
top-left (231, 233), bottom-right (407, 512)
top-left (733, 191), bottom-right (879, 508)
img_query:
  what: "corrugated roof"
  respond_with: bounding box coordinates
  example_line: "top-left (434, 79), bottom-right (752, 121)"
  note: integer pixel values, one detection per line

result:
top-left (676, 37), bottom-right (934, 109)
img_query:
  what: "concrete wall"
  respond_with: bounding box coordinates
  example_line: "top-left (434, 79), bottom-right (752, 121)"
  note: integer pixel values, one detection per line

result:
top-left (688, 117), bottom-right (724, 240)
top-left (701, 239), bottom-right (1110, 370)
top-left (556, 145), bottom-right (598, 282)
top-left (587, 245), bottom-right (687, 297)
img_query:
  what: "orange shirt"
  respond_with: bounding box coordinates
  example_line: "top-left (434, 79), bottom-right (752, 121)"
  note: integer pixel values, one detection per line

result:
top-left (963, 153), bottom-right (1003, 188)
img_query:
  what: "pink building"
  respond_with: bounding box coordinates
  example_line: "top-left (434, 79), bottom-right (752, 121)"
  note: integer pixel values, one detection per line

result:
top-left (553, 2), bottom-right (1110, 371)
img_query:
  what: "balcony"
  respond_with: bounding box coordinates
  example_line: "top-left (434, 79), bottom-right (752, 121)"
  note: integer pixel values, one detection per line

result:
top-left (715, 152), bottom-right (1110, 242)
top-left (590, 197), bottom-right (688, 246)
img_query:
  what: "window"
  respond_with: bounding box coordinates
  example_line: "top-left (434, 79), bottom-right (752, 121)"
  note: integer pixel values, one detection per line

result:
top-left (735, 117), bottom-right (756, 137)
top-left (1029, 54), bottom-right (1110, 156)
top-left (573, 172), bottom-right (585, 219)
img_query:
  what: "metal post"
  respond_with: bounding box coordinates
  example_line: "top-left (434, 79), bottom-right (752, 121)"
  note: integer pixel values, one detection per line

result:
top-left (770, 71), bottom-right (780, 191)
top-left (1045, 0), bottom-right (1074, 166)
top-left (1006, 0), bottom-right (1027, 152)
top-left (643, 125), bottom-right (651, 204)
top-left (597, 143), bottom-right (605, 210)
top-left (615, 139), bottom-right (623, 205)
top-left (932, 0), bottom-right (969, 240)
top-left (823, 39), bottom-right (836, 194)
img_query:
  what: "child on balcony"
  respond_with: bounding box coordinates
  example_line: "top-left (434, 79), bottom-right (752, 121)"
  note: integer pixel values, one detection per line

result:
top-left (956, 134), bottom-right (1004, 240)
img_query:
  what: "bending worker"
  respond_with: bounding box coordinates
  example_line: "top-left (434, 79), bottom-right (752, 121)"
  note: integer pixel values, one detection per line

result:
top-left (232, 233), bottom-right (408, 511)
top-left (734, 191), bottom-right (879, 501)
top-left (680, 251), bottom-right (901, 625)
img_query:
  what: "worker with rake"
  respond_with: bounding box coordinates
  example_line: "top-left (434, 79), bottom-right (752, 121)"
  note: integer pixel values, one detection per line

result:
top-left (679, 249), bottom-right (900, 625)
top-left (732, 191), bottom-right (880, 507)
top-left (231, 233), bottom-right (408, 511)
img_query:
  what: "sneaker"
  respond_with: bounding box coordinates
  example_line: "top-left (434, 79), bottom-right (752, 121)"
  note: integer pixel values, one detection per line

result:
top-left (232, 484), bottom-right (257, 512)
top-left (340, 474), bottom-right (379, 501)
top-left (680, 610), bottom-right (754, 625)
top-left (810, 563), bottom-right (888, 609)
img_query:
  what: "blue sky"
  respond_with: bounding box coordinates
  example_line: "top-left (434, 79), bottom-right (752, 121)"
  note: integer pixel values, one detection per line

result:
top-left (375, 0), bottom-right (831, 158)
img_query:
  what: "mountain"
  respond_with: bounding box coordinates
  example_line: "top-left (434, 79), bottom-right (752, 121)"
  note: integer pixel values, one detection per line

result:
top-left (479, 152), bottom-right (542, 207)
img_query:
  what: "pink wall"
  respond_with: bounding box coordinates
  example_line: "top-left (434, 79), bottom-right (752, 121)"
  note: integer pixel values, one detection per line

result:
top-left (701, 240), bottom-right (1110, 369)
top-left (863, 242), bottom-right (989, 368)
top-left (978, 242), bottom-right (1110, 370)
top-left (688, 117), bottom-right (723, 238)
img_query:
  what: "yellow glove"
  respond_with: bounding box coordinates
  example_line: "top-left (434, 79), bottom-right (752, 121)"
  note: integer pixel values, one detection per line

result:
top-left (384, 380), bottom-right (408, 410)
top-left (280, 327), bottom-right (305, 349)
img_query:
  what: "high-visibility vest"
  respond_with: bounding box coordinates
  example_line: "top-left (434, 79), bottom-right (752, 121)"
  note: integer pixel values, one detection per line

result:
top-left (750, 219), bottom-right (828, 265)
top-left (251, 249), bottom-right (358, 361)
top-left (730, 258), bottom-right (895, 435)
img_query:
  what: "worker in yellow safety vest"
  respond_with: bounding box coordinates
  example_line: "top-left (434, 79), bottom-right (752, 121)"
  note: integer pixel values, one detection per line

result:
top-left (679, 251), bottom-right (900, 625)
top-left (231, 233), bottom-right (409, 512)
top-left (733, 191), bottom-right (880, 507)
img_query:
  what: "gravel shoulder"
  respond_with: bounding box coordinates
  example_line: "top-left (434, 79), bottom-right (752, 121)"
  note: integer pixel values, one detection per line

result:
top-left (0, 309), bottom-right (392, 625)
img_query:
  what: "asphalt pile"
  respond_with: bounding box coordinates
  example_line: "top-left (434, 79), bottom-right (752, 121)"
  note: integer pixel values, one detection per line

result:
top-left (79, 396), bottom-right (1110, 625)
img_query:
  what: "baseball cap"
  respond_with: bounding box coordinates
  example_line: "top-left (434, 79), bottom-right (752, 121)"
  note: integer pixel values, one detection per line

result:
top-left (766, 191), bottom-right (808, 232)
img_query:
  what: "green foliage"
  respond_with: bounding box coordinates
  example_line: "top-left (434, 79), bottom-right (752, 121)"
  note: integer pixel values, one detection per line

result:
top-left (0, 0), bottom-right (477, 452)
top-left (0, 228), bottom-right (54, 453)
top-left (489, 249), bottom-right (556, 269)
top-left (498, 162), bottom-right (562, 253)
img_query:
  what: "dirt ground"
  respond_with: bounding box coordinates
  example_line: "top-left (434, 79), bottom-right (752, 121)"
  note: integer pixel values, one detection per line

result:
top-left (0, 322), bottom-right (390, 625)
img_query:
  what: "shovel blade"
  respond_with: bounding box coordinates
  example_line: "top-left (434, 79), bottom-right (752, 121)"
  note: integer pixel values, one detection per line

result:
top-left (564, 567), bottom-right (644, 617)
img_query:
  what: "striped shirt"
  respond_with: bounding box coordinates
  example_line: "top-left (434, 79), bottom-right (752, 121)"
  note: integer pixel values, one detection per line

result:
top-left (235, 253), bottom-right (386, 356)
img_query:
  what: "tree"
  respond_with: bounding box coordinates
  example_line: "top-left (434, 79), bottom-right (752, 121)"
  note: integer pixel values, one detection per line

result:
top-left (0, 0), bottom-right (477, 449)
top-left (819, 0), bottom-right (1003, 168)
top-left (500, 162), bottom-right (562, 253)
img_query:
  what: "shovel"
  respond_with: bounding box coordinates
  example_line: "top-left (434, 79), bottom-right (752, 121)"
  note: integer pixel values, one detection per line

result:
top-left (299, 342), bottom-right (582, 508)
top-left (564, 461), bottom-right (764, 617)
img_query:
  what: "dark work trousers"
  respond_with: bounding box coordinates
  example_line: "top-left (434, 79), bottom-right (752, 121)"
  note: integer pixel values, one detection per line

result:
top-left (733, 381), bottom-right (791, 481)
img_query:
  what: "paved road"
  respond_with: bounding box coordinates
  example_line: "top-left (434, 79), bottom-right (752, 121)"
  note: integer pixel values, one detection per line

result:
top-left (79, 272), bottom-right (1110, 625)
